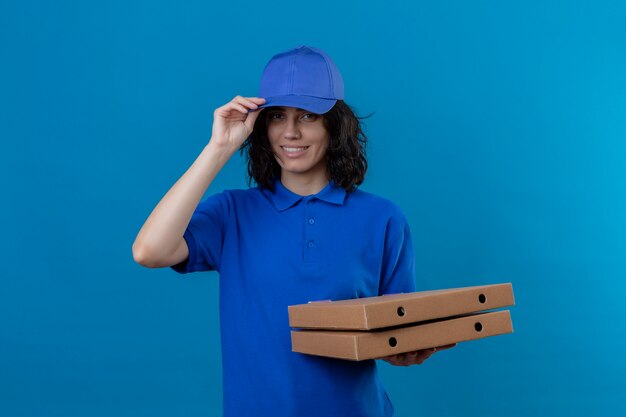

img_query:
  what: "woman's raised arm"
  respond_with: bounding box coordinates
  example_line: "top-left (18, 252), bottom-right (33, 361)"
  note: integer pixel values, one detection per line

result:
top-left (131, 96), bottom-right (265, 268)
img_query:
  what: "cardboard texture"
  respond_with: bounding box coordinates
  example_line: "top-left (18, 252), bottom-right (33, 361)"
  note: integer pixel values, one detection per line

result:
top-left (288, 283), bottom-right (515, 330)
top-left (291, 310), bottom-right (513, 361)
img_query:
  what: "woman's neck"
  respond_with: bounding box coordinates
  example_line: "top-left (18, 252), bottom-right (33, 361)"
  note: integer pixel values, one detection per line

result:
top-left (280, 172), bottom-right (330, 197)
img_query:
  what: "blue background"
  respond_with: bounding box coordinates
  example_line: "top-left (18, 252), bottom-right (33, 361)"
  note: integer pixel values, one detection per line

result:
top-left (1, 1), bottom-right (625, 416)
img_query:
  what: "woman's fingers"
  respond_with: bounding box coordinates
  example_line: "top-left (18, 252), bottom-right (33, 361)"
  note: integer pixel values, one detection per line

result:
top-left (224, 100), bottom-right (249, 115)
top-left (434, 343), bottom-right (457, 351)
top-left (380, 354), bottom-right (402, 365)
top-left (381, 345), bottom-right (454, 366)
top-left (216, 96), bottom-right (266, 118)
top-left (209, 96), bottom-right (266, 148)
top-left (233, 95), bottom-right (265, 111)
top-left (380, 343), bottom-right (458, 367)
top-left (415, 349), bottom-right (435, 364)
top-left (215, 103), bottom-right (242, 118)
top-left (243, 106), bottom-right (264, 131)
top-left (240, 96), bottom-right (266, 104)
top-left (382, 353), bottom-right (415, 366)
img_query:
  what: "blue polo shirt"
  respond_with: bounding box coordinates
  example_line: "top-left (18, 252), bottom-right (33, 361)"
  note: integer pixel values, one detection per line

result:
top-left (172, 178), bottom-right (416, 417)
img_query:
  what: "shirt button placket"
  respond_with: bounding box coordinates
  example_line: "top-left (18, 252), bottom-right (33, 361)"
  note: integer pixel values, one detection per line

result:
top-left (305, 198), bottom-right (316, 263)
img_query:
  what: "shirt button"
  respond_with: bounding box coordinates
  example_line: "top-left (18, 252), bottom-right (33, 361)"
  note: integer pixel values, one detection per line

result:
top-left (308, 218), bottom-right (315, 225)
top-left (308, 240), bottom-right (315, 248)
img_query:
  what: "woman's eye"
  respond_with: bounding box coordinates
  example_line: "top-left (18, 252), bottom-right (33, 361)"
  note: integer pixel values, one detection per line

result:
top-left (268, 112), bottom-right (317, 121)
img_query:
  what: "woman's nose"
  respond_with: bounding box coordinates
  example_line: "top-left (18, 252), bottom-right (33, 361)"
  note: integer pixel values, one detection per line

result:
top-left (283, 118), bottom-right (301, 139)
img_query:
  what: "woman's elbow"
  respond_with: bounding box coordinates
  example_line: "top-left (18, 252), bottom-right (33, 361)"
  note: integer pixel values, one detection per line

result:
top-left (132, 242), bottom-right (160, 268)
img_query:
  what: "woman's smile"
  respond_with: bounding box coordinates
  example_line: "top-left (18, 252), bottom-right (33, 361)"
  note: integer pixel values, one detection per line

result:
top-left (280, 145), bottom-right (310, 158)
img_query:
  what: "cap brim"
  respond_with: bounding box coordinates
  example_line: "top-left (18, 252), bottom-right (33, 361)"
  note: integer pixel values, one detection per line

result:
top-left (256, 95), bottom-right (337, 114)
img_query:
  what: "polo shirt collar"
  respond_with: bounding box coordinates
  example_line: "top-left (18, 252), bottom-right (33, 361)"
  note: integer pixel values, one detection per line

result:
top-left (268, 178), bottom-right (347, 211)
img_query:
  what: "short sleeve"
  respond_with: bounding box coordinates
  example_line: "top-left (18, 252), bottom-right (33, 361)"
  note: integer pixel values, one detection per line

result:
top-left (170, 191), bottom-right (231, 274)
top-left (378, 211), bottom-right (416, 295)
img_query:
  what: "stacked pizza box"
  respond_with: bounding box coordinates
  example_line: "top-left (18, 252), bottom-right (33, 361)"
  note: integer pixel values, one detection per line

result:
top-left (288, 283), bottom-right (515, 361)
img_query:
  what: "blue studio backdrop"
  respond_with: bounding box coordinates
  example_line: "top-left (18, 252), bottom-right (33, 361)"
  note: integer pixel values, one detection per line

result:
top-left (1, 1), bottom-right (625, 416)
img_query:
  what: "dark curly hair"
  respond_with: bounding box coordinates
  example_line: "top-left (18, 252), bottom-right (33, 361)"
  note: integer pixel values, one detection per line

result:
top-left (239, 100), bottom-right (371, 193)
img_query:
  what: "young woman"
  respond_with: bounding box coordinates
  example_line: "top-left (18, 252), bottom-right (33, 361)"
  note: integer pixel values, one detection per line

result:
top-left (132, 45), bottom-right (453, 417)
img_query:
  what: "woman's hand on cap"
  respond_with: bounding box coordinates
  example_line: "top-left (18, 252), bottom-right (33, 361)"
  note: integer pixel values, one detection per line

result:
top-left (210, 96), bottom-right (266, 150)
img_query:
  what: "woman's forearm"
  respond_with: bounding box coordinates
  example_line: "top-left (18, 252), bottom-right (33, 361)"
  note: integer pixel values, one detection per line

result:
top-left (132, 139), bottom-right (237, 266)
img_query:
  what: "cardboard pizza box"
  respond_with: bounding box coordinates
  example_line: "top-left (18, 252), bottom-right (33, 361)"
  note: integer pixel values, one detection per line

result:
top-left (288, 283), bottom-right (514, 330)
top-left (291, 310), bottom-right (513, 361)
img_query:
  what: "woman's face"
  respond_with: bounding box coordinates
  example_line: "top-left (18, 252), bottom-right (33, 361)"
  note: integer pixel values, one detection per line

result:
top-left (266, 106), bottom-right (330, 181)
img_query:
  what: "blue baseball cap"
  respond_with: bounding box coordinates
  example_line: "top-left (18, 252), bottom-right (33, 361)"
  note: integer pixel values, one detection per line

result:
top-left (256, 45), bottom-right (344, 115)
